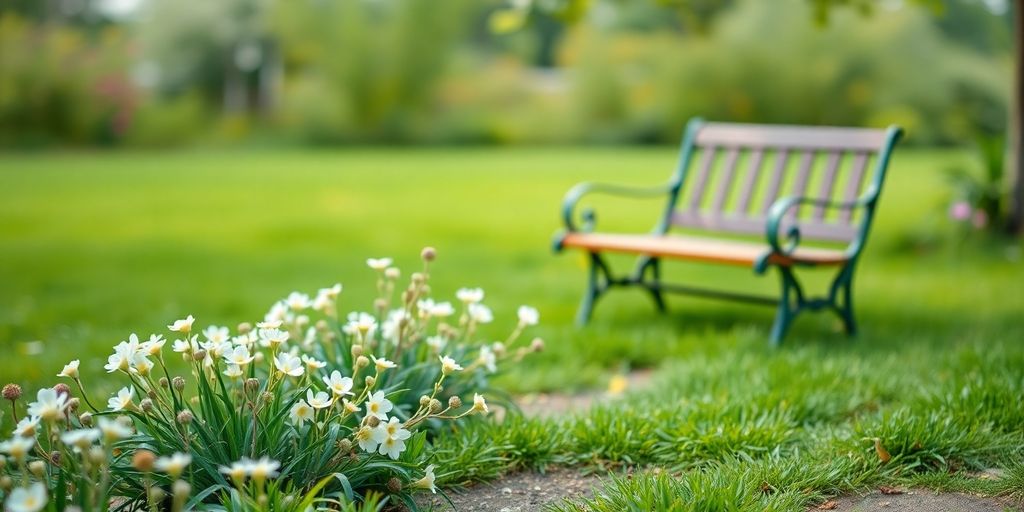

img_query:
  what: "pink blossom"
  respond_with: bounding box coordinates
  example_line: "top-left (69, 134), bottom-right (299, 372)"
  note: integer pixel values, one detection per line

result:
top-left (949, 201), bottom-right (972, 221)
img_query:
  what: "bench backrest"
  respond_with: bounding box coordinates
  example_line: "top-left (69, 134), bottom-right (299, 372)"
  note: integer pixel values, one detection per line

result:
top-left (662, 119), bottom-right (902, 243)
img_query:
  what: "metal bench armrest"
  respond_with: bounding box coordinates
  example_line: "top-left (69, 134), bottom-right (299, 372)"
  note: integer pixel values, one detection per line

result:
top-left (560, 181), bottom-right (674, 233)
top-left (756, 195), bottom-right (871, 273)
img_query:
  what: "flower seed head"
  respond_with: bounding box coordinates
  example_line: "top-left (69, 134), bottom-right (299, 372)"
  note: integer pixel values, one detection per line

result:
top-left (53, 383), bottom-right (71, 397)
top-left (351, 345), bottom-right (364, 358)
top-left (387, 477), bottom-right (403, 493)
top-left (132, 450), bottom-right (156, 472)
top-left (79, 412), bottom-right (93, 427)
top-left (2, 383), bottom-right (22, 401)
top-left (448, 396), bottom-right (462, 409)
top-left (365, 415), bottom-right (381, 428)
top-left (261, 391), bottom-right (274, 404)
top-left (140, 398), bottom-right (154, 413)
top-left (172, 376), bottom-right (186, 391)
top-left (67, 398), bottom-right (80, 413)
top-left (192, 350), bottom-right (207, 362)
top-left (237, 322), bottom-right (252, 334)
top-left (429, 399), bottom-right (442, 414)
top-left (419, 395), bottom-right (431, 407)
top-left (356, 355), bottom-right (369, 368)
top-left (364, 376), bottom-right (375, 387)
top-left (420, 246), bottom-right (436, 262)
top-left (28, 460), bottom-right (46, 477)
top-left (531, 337), bottom-right (545, 352)
top-left (159, 377), bottom-right (169, 388)
top-left (176, 410), bottom-right (193, 425)
top-left (337, 438), bottom-right (352, 453)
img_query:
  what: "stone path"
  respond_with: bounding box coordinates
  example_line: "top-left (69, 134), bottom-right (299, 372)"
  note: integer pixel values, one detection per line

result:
top-left (417, 467), bottom-right (598, 512)
top-left (823, 488), bottom-right (1021, 512)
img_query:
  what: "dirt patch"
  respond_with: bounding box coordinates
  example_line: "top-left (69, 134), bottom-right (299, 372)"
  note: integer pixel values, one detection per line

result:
top-left (417, 467), bottom-right (598, 511)
top-left (514, 370), bottom-right (653, 418)
top-left (821, 488), bottom-right (1022, 512)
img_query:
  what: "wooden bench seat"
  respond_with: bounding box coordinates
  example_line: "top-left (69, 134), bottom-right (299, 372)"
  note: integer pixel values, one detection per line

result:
top-left (560, 232), bottom-right (849, 268)
top-left (553, 118), bottom-right (902, 345)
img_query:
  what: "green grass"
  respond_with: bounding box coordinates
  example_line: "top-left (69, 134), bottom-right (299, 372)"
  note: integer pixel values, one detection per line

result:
top-left (1, 147), bottom-right (1023, 509)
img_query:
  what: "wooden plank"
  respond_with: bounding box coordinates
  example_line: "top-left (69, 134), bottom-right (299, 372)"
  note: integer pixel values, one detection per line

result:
top-left (711, 147), bottom-right (741, 213)
top-left (695, 122), bottom-right (888, 152)
top-left (813, 151), bottom-right (843, 220)
top-left (688, 146), bottom-right (717, 212)
top-left (561, 232), bottom-right (849, 267)
top-left (670, 211), bottom-right (859, 242)
top-left (735, 148), bottom-right (764, 215)
top-left (761, 149), bottom-right (790, 213)
top-left (789, 151), bottom-right (816, 219)
top-left (839, 152), bottom-right (870, 223)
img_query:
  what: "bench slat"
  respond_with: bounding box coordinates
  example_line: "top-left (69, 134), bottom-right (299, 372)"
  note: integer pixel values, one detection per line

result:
top-left (670, 211), bottom-right (858, 242)
top-left (839, 152), bottom-right (869, 223)
top-left (688, 147), bottom-right (717, 212)
top-left (761, 149), bottom-right (790, 214)
top-left (711, 147), bottom-right (741, 213)
top-left (735, 148), bottom-right (764, 215)
top-left (789, 151), bottom-right (815, 219)
top-left (695, 122), bottom-right (888, 152)
top-left (813, 151), bottom-right (843, 220)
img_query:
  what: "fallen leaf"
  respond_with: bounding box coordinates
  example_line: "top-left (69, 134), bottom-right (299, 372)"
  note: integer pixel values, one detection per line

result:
top-left (874, 438), bottom-right (891, 463)
top-left (879, 486), bottom-right (903, 495)
top-left (817, 500), bottom-right (838, 510)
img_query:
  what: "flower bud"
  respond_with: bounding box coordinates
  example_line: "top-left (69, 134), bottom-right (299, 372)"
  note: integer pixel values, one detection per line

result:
top-left (176, 410), bottom-right (193, 425)
top-left (429, 399), bottom-right (442, 414)
top-left (54, 383), bottom-right (71, 398)
top-left (296, 315), bottom-right (309, 328)
top-left (351, 345), bottom-right (364, 358)
top-left (140, 398), bottom-right (154, 413)
top-left (173, 480), bottom-right (191, 502)
top-left (530, 337), bottom-right (545, 352)
top-left (401, 290), bottom-right (413, 304)
top-left (315, 320), bottom-right (329, 332)
top-left (118, 415), bottom-right (133, 428)
top-left (0, 476), bottom-right (12, 492)
top-left (244, 378), bottom-right (260, 395)
top-left (2, 383), bottom-right (22, 401)
top-left (421, 246), bottom-right (436, 262)
top-left (67, 398), bottom-right (80, 413)
top-left (448, 396), bottom-right (462, 409)
top-left (365, 415), bottom-right (381, 428)
top-left (148, 486), bottom-right (166, 504)
top-left (49, 451), bottom-right (61, 467)
top-left (159, 377), bottom-right (169, 388)
top-left (492, 342), bottom-right (506, 357)
top-left (374, 298), bottom-right (388, 312)
top-left (421, 285), bottom-right (431, 295)
top-left (253, 352), bottom-right (264, 363)
top-left (411, 272), bottom-right (425, 285)
top-left (89, 446), bottom-right (106, 465)
top-left (337, 438), bottom-right (353, 453)
top-left (132, 450), bottom-right (156, 472)
top-left (364, 376), bottom-right (375, 388)
top-left (419, 395), bottom-right (431, 407)
top-left (79, 412), bottom-right (93, 427)
top-left (147, 389), bottom-right (158, 400)
top-left (356, 356), bottom-right (369, 368)
top-left (192, 350), bottom-right (207, 362)
top-left (237, 322), bottom-right (252, 334)
top-left (28, 460), bottom-right (46, 477)
top-left (385, 268), bottom-right (400, 280)
top-left (172, 376), bottom-right (186, 391)
top-left (387, 477), bottom-right (403, 493)
top-left (0, 457), bottom-right (5, 470)
top-left (261, 392), bottom-right (274, 404)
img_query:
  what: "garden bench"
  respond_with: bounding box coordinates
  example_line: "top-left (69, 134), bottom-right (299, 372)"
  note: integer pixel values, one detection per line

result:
top-left (553, 118), bottom-right (902, 345)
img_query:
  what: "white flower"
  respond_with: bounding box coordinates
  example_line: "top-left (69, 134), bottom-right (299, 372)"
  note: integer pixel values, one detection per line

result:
top-left (290, 400), bottom-right (314, 425)
top-left (477, 345), bottom-right (497, 373)
top-left (302, 355), bottom-right (326, 371)
top-left (13, 416), bottom-right (40, 437)
top-left (306, 389), bottom-right (333, 409)
top-left (313, 284), bottom-right (342, 313)
top-left (456, 287), bottom-right (484, 304)
top-left (143, 334), bottom-right (166, 355)
top-left (472, 393), bottom-right (489, 414)
top-left (440, 355), bottom-right (463, 375)
top-left (273, 353), bottom-right (304, 377)
top-left (322, 283), bottom-right (342, 298)
top-left (365, 391), bottom-right (393, 421)
top-left (155, 452), bottom-right (192, 479)
top-left (232, 333), bottom-right (256, 348)
top-left (223, 345), bottom-right (254, 366)
top-left (246, 457), bottom-right (280, 483)
top-left (256, 319), bottom-right (282, 330)
top-left (258, 328), bottom-right (290, 348)
top-left (426, 336), bottom-right (447, 352)
top-left (381, 309), bottom-right (410, 342)
top-left (58, 359), bottom-right (80, 379)
top-left (223, 364), bottom-right (243, 379)
top-left (355, 425), bottom-right (387, 453)
top-left (286, 292), bottom-right (311, 311)
top-left (265, 301), bottom-right (289, 324)
top-left (97, 417), bottom-right (133, 442)
top-left (430, 301), bottom-right (455, 318)
top-left (203, 325), bottom-right (230, 344)
top-left (107, 386), bottom-right (134, 412)
top-left (468, 303), bottom-right (493, 324)
top-left (27, 388), bottom-right (69, 421)
top-left (372, 356), bottom-right (396, 372)
top-left (172, 335), bottom-right (199, 354)
top-left (343, 312), bottom-right (377, 338)
top-left (104, 338), bottom-right (136, 373)
top-left (219, 460), bottom-right (248, 482)
top-left (5, 482), bottom-right (47, 512)
top-left (168, 315), bottom-right (195, 333)
top-left (376, 417), bottom-right (412, 460)
top-left (322, 371), bottom-right (354, 397)
top-left (412, 464), bottom-right (437, 493)
top-left (366, 257), bottom-right (393, 271)
top-left (0, 436), bottom-right (35, 462)
top-left (517, 305), bottom-right (539, 326)
top-left (131, 352), bottom-right (154, 376)
top-left (60, 428), bottom-right (100, 450)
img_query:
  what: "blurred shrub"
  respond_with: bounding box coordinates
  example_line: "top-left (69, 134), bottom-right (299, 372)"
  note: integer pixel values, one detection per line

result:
top-left (125, 93), bottom-right (208, 147)
top-left (0, 14), bottom-right (134, 147)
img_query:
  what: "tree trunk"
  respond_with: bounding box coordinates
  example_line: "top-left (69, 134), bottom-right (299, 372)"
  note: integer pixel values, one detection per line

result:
top-left (1009, 1), bottom-right (1024, 235)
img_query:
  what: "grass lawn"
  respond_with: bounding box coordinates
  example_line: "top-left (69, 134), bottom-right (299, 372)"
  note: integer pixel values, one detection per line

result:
top-left (1, 147), bottom-right (1022, 509)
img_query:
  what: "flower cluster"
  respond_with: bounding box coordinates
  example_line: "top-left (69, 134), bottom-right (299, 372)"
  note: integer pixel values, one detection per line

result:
top-left (0, 247), bottom-right (540, 510)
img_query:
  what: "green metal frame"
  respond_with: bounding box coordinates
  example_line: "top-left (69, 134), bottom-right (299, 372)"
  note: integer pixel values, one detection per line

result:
top-left (553, 118), bottom-right (903, 345)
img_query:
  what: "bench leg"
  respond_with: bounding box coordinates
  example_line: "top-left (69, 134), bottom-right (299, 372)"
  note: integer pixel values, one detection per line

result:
top-left (637, 256), bottom-right (667, 314)
top-left (829, 265), bottom-right (857, 337)
top-left (576, 252), bottom-right (606, 325)
top-left (770, 266), bottom-right (804, 346)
